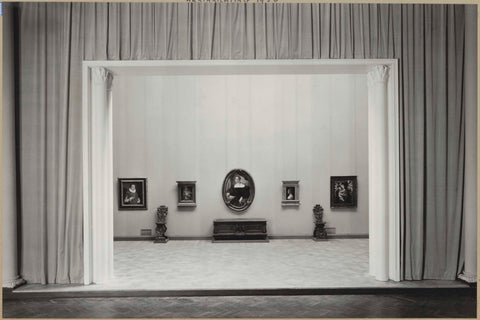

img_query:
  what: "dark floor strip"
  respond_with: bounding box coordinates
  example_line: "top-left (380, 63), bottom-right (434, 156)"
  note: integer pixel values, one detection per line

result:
top-left (4, 286), bottom-right (476, 300)
top-left (3, 293), bottom-right (477, 318)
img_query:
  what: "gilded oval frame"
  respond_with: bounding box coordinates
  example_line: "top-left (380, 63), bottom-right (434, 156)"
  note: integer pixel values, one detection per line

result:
top-left (222, 169), bottom-right (255, 213)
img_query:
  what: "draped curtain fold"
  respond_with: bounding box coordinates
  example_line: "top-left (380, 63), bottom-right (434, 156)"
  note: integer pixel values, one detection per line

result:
top-left (17, 2), bottom-right (465, 283)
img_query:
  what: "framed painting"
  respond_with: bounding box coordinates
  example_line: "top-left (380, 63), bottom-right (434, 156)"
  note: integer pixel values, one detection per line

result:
top-left (222, 169), bottom-right (255, 213)
top-left (330, 176), bottom-right (357, 208)
top-left (118, 178), bottom-right (147, 210)
top-left (177, 181), bottom-right (197, 207)
top-left (282, 180), bottom-right (300, 206)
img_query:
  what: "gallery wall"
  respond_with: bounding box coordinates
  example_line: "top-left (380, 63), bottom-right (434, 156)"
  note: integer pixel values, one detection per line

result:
top-left (112, 73), bottom-right (369, 237)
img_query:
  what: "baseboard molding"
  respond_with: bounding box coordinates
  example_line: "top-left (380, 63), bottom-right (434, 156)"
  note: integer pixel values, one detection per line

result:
top-left (114, 236), bottom-right (156, 241)
top-left (170, 236), bottom-right (212, 241)
top-left (270, 235), bottom-right (369, 239)
top-left (114, 236), bottom-right (211, 241)
top-left (114, 234), bottom-right (369, 241)
top-left (330, 234), bottom-right (369, 239)
top-left (269, 236), bottom-right (312, 240)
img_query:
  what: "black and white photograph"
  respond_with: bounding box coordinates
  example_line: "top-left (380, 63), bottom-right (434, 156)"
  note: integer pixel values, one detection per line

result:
top-left (282, 180), bottom-right (300, 206)
top-left (222, 169), bottom-right (255, 212)
top-left (118, 178), bottom-right (147, 210)
top-left (330, 176), bottom-right (358, 208)
top-left (2, 1), bottom-right (477, 319)
top-left (176, 181), bottom-right (197, 207)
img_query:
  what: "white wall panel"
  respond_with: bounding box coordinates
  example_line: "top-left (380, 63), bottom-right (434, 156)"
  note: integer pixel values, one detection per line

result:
top-left (295, 75), bottom-right (314, 234)
top-left (195, 75), bottom-right (228, 234)
top-left (280, 76), bottom-right (297, 179)
top-left (113, 73), bottom-right (369, 237)
top-left (311, 76), bottom-right (331, 230)
top-left (250, 75), bottom-right (277, 231)
top-left (354, 76), bottom-right (370, 234)
top-left (328, 75), bottom-right (357, 233)
top-left (175, 76), bottom-right (197, 179)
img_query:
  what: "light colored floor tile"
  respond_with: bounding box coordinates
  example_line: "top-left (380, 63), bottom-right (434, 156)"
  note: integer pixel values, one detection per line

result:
top-left (16, 239), bottom-right (467, 292)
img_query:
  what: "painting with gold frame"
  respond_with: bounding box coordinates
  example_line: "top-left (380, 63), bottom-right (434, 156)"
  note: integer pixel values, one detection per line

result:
top-left (282, 180), bottom-right (300, 206)
top-left (330, 176), bottom-right (357, 208)
top-left (177, 181), bottom-right (197, 207)
top-left (118, 178), bottom-right (147, 210)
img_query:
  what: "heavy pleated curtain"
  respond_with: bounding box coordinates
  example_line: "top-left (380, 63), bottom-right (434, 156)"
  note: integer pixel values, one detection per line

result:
top-left (15, 3), bottom-right (465, 283)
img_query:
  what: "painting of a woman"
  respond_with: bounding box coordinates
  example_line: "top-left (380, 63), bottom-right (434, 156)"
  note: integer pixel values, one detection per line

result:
top-left (222, 169), bottom-right (255, 212)
top-left (225, 175), bottom-right (250, 207)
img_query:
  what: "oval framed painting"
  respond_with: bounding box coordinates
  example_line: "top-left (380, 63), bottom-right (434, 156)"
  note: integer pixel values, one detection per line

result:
top-left (222, 169), bottom-right (255, 213)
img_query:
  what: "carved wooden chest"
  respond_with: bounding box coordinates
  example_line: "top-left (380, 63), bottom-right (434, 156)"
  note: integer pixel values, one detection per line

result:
top-left (213, 218), bottom-right (268, 242)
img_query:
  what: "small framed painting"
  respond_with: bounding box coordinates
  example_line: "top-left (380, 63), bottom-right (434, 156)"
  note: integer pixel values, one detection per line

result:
top-left (177, 181), bottom-right (197, 207)
top-left (282, 180), bottom-right (300, 206)
top-left (118, 178), bottom-right (147, 210)
top-left (330, 176), bottom-right (357, 208)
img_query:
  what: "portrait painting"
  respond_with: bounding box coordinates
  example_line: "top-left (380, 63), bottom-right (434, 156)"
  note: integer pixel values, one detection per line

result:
top-left (177, 181), bottom-right (197, 207)
top-left (282, 180), bottom-right (300, 206)
top-left (286, 187), bottom-right (295, 200)
top-left (222, 169), bottom-right (255, 213)
top-left (118, 178), bottom-right (147, 210)
top-left (330, 176), bottom-right (357, 208)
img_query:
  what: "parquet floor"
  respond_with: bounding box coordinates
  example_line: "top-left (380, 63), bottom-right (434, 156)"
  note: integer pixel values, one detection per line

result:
top-left (3, 293), bottom-right (476, 318)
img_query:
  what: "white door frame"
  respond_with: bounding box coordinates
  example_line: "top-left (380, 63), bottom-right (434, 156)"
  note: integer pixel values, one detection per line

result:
top-left (82, 59), bottom-right (400, 284)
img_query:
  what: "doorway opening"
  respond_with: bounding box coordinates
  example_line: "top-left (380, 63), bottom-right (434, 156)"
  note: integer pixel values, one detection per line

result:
top-left (82, 60), bottom-right (400, 286)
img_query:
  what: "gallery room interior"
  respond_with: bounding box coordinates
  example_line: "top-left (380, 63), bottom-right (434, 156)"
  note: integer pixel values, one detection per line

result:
top-left (1, 2), bottom-right (478, 318)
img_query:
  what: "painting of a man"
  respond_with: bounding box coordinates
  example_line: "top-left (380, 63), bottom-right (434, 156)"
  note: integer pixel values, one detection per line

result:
top-left (124, 184), bottom-right (141, 204)
top-left (177, 181), bottom-right (197, 207)
top-left (118, 178), bottom-right (147, 210)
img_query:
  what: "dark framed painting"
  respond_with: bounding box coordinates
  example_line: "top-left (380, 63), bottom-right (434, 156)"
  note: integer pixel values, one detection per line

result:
top-left (282, 180), bottom-right (300, 206)
top-left (222, 169), bottom-right (255, 213)
top-left (330, 176), bottom-right (357, 208)
top-left (118, 178), bottom-right (147, 210)
top-left (177, 181), bottom-right (197, 207)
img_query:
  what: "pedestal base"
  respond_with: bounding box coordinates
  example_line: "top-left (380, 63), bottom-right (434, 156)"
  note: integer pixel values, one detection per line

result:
top-left (313, 222), bottom-right (328, 241)
top-left (154, 223), bottom-right (168, 244)
top-left (154, 237), bottom-right (169, 243)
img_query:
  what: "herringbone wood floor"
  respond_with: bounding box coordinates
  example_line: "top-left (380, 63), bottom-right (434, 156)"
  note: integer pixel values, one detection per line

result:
top-left (3, 293), bottom-right (476, 318)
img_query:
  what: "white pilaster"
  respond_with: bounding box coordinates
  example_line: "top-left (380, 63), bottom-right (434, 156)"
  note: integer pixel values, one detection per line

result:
top-left (87, 67), bottom-right (114, 284)
top-left (367, 65), bottom-right (390, 281)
